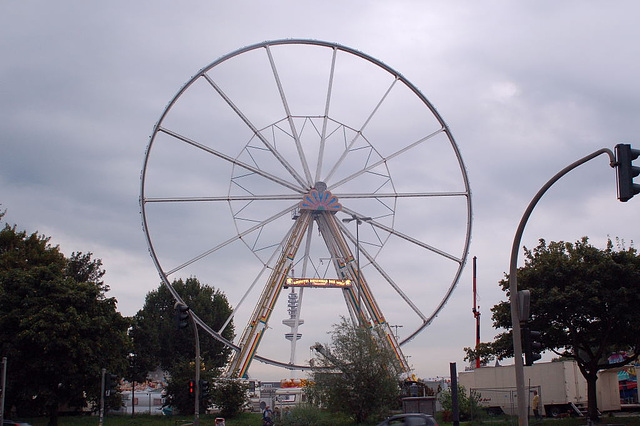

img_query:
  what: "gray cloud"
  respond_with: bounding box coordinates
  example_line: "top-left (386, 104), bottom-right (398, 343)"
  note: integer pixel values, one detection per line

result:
top-left (2, 1), bottom-right (639, 381)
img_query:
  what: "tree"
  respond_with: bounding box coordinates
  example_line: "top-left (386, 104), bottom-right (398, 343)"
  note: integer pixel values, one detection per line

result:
top-left (309, 317), bottom-right (403, 423)
top-left (163, 359), bottom-right (211, 416)
top-left (211, 378), bottom-right (249, 418)
top-left (0, 223), bottom-right (130, 425)
top-left (465, 238), bottom-right (640, 422)
top-left (129, 277), bottom-right (235, 413)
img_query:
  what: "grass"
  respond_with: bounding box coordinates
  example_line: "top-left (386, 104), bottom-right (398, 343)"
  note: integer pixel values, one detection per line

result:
top-left (18, 411), bottom-right (640, 426)
top-left (20, 412), bottom-right (262, 426)
top-left (437, 413), bottom-right (640, 426)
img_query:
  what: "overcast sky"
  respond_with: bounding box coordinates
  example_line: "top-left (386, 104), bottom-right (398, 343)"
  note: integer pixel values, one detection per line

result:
top-left (2, 2), bottom-right (640, 382)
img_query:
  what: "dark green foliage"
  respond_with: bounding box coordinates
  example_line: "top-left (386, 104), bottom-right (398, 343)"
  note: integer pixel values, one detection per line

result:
top-left (438, 384), bottom-right (482, 421)
top-left (278, 404), bottom-right (353, 426)
top-left (163, 360), bottom-right (203, 415)
top-left (0, 223), bottom-right (130, 424)
top-left (309, 317), bottom-right (403, 423)
top-left (211, 378), bottom-right (250, 418)
top-left (164, 368), bottom-right (248, 418)
top-left (129, 277), bottom-right (235, 415)
top-left (464, 237), bottom-right (640, 423)
top-left (130, 277), bottom-right (235, 373)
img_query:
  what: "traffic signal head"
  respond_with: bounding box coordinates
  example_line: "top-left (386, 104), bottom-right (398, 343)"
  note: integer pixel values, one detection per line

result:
top-left (105, 373), bottom-right (119, 396)
top-left (518, 290), bottom-right (531, 322)
top-left (615, 143), bottom-right (640, 202)
top-left (199, 379), bottom-right (210, 398)
top-left (174, 302), bottom-right (190, 330)
top-left (523, 327), bottom-right (542, 366)
top-left (189, 380), bottom-right (195, 396)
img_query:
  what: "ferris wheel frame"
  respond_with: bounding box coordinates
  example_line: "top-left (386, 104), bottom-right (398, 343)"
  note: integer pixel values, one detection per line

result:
top-left (140, 39), bottom-right (473, 373)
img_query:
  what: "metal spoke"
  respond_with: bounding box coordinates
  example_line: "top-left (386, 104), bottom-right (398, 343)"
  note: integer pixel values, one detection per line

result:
top-left (315, 47), bottom-right (337, 183)
top-left (158, 126), bottom-right (304, 194)
top-left (328, 127), bottom-right (445, 192)
top-left (165, 202), bottom-right (298, 276)
top-left (144, 190), bottom-right (468, 204)
top-left (341, 205), bottom-right (463, 264)
top-left (400, 264), bottom-right (466, 344)
top-left (144, 194), bottom-right (305, 203)
top-left (218, 239), bottom-right (283, 335)
top-left (201, 73), bottom-right (309, 189)
top-left (324, 77), bottom-right (398, 183)
top-left (265, 45), bottom-right (313, 186)
top-left (338, 219), bottom-right (427, 322)
top-left (333, 191), bottom-right (469, 199)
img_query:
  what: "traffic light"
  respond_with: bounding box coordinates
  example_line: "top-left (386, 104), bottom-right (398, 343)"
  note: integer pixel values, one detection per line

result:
top-left (105, 374), bottom-right (119, 396)
top-left (174, 302), bottom-right (190, 330)
top-left (615, 143), bottom-right (640, 202)
top-left (523, 327), bottom-right (542, 366)
top-left (199, 379), bottom-right (210, 399)
top-left (188, 380), bottom-right (195, 397)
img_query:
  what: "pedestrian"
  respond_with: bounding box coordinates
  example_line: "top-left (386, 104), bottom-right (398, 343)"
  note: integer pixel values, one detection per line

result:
top-left (532, 390), bottom-right (542, 420)
top-left (263, 405), bottom-right (274, 426)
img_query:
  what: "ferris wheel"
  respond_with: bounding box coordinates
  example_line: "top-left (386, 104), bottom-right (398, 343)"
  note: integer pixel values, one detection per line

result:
top-left (140, 39), bottom-right (472, 378)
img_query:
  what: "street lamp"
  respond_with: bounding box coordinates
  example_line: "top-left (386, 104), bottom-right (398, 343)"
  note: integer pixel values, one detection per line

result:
top-left (507, 148), bottom-right (615, 426)
top-left (342, 214), bottom-right (371, 321)
top-left (391, 324), bottom-right (403, 339)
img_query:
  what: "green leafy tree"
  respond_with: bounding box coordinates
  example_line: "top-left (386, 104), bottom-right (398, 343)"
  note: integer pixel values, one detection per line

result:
top-left (0, 222), bottom-right (129, 425)
top-left (163, 359), bottom-right (215, 415)
top-left (309, 317), bottom-right (403, 423)
top-left (129, 277), bottom-right (234, 413)
top-left (464, 238), bottom-right (640, 422)
top-left (211, 378), bottom-right (249, 418)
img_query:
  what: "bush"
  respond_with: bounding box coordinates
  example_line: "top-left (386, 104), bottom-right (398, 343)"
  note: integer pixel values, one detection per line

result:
top-left (212, 378), bottom-right (249, 418)
top-left (278, 404), bottom-right (353, 426)
top-left (438, 384), bottom-right (482, 421)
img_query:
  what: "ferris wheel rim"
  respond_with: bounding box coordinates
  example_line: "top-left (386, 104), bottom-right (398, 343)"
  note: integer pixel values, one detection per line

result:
top-left (140, 39), bottom-right (473, 371)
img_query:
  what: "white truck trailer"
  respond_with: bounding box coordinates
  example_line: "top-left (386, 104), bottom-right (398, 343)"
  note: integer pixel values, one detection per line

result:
top-left (458, 360), bottom-right (620, 417)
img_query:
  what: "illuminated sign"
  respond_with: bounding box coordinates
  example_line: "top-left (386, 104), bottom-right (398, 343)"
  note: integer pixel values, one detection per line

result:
top-left (285, 278), bottom-right (351, 288)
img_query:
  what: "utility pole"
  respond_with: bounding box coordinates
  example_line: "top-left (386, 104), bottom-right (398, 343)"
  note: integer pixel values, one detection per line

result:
top-left (342, 214), bottom-right (371, 322)
top-left (0, 357), bottom-right (7, 423)
top-left (99, 368), bottom-right (105, 426)
top-left (472, 256), bottom-right (481, 369)
top-left (194, 319), bottom-right (201, 426)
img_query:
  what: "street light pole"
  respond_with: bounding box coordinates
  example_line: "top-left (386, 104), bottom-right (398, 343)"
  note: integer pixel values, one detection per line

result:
top-left (175, 302), bottom-right (200, 426)
top-left (342, 215), bottom-right (371, 322)
top-left (99, 368), bottom-right (105, 426)
top-left (193, 319), bottom-right (200, 426)
top-left (508, 148), bottom-right (614, 426)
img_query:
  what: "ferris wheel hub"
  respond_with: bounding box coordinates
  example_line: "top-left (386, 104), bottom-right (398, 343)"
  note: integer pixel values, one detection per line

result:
top-left (314, 181), bottom-right (327, 192)
top-left (299, 186), bottom-right (342, 213)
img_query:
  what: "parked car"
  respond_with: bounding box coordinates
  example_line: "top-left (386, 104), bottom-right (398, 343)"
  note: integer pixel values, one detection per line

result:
top-left (3, 421), bottom-right (32, 426)
top-left (376, 413), bottom-right (438, 426)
